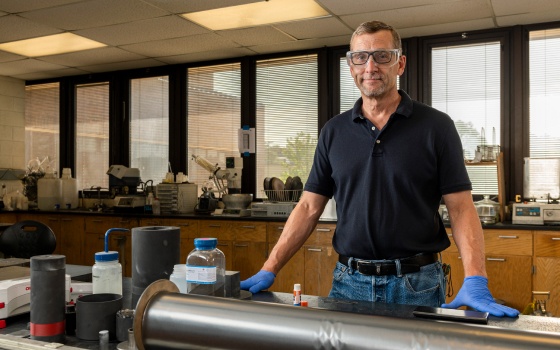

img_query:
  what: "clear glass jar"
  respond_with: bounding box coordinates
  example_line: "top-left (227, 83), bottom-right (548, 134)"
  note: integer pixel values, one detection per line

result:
top-left (186, 238), bottom-right (225, 297)
top-left (92, 251), bottom-right (122, 295)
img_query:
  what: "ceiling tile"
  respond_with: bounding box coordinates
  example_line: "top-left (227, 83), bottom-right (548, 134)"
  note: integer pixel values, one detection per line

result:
top-left (497, 11), bottom-right (560, 27)
top-left (120, 33), bottom-right (241, 57)
top-left (491, 0), bottom-right (560, 16)
top-left (36, 47), bottom-right (146, 67)
top-left (142, 0), bottom-right (262, 14)
top-left (398, 18), bottom-right (496, 39)
top-left (250, 35), bottom-right (350, 54)
top-left (19, 0), bottom-right (170, 30)
top-left (75, 15), bottom-right (209, 46)
top-left (78, 58), bottom-right (167, 73)
top-left (13, 67), bottom-right (89, 81)
top-left (156, 47), bottom-right (256, 64)
top-left (0, 14), bottom-right (63, 43)
top-left (317, 0), bottom-right (451, 16)
top-left (0, 0), bottom-right (84, 13)
top-left (274, 17), bottom-right (353, 40)
top-left (217, 26), bottom-right (295, 47)
top-left (0, 50), bottom-right (25, 63)
top-left (340, 0), bottom-right (493, 33)
top-left (0, 58), bottom-right (68, 76)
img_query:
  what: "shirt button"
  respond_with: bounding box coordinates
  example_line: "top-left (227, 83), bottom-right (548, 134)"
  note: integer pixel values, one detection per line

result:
top-left (376, 140), bottom-right (381, 144)
top-left (371, 126), bottom-right (376, 131)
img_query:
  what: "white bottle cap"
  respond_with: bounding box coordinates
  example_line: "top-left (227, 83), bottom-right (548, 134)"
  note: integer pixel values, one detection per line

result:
top-left (294, 283), bottom-right (301, 291)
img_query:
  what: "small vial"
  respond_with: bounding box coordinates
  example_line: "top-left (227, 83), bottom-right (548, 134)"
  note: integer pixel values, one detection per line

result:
top-left (293, 283), bottom-right (301, 306)
top-left (99, 330), bottom-right (109, 350)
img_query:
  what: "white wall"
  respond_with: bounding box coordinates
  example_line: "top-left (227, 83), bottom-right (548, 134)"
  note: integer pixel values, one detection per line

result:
top-left (0, 76), bottom-right (25, 170)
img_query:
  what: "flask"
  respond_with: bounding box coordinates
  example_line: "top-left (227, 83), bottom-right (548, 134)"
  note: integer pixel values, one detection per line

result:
top-left (169, 264), bottom-right (187, 293)
top-left (92, 228), bottom-right (128, 295)
top-left (186, 238), bottom-right (225, 296)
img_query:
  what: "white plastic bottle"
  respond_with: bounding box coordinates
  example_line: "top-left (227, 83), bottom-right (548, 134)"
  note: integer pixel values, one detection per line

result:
top-left (169, 264), bottom-right (187, 293)
top-left (61, 168), bottom-right (79, 209)
top-left (37, 170), bottom-right (61, 210)
top-left (186, 238), bottom-right (225, 297)
top-left (92, 228), bottom-right (128, 295)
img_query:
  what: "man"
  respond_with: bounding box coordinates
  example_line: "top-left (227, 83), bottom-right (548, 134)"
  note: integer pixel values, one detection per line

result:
top-left (241, 21), bottom-right (518, 317)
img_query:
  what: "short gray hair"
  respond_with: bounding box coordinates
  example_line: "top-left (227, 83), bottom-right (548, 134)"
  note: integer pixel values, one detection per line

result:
top-left (350, 21), bottom-right (402, 51)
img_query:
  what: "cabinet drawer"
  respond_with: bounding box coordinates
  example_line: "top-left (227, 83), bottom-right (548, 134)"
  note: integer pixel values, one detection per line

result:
top-left (231, 221), bottom-right (266, 242)
top-left (534, 231), bottom-right (560, 257)
top-left (267, 222), bottom-right (285, 244)
top-left (305, 224), bottom-right (335, 246)
top-left (198, 221), bottom-right (234, 241)
top-left (484, 230), bottom-right (532, 256)
top-left (163, 219), bottom-right (199, 239)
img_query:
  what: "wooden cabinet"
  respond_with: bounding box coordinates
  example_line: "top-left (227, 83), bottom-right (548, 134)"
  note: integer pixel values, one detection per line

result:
top-left (160, 219), bottom-right (199, 263)
top-left (442, 228), bottom-right (533, 311)
top-left (198, 220), bottom-right (267, 280)
top-left (84, 216), bottom-right (137, 277)
top-left (268, 222), bottom-right (337, 296)
top-left (533, 231), bottom-right (560, 316)
top-left (0, 212), bottom-right (17, 224)
top-left (267, 222), bottom-right (304, 293)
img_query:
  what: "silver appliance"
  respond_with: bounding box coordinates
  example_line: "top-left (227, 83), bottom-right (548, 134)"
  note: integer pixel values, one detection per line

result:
top-left (251, 202), bottom-right (296, 218)
top-left (543, 204), bottom-right (560, 225)
top-left (512, 202), bottom-right (544, 225)
top-left (156, 183), bottom-right (198, 214)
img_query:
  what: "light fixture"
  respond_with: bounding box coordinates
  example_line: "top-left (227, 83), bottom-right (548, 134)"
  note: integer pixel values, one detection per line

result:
top-left (181, 0), bottom-right (330, 31)
top-left (0, 33), bottom-right (106, 57)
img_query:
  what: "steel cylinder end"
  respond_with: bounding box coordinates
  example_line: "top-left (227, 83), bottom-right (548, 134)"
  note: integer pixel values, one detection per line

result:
top-left (133, 279), bottom-right (179, 350)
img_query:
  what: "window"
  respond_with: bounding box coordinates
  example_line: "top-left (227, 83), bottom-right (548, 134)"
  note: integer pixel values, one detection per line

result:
top-left (529, 28), bottom-right (560, 158)
top-left (187, 63), bottom-right (241, 195)
top-left (25, 83), bottom-right (60, 170)
top-left (130, 76), bottom-right (169, 184)
top-left (431, 42), bottom-right (501, 195)
top-left (256, 55), bottom-right (318, 198)
top-left (76, 82), bottom-right (109, 190)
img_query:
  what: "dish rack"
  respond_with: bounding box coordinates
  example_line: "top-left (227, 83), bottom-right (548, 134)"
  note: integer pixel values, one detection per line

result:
top-left (263, 189), bottom-right (303, 202)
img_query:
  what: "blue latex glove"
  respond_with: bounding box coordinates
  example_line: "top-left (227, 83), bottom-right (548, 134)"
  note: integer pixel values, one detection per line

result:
top-left (240, 270), bottom-right (276, 294)
top-left (441, 276), bottom-right (519, 317)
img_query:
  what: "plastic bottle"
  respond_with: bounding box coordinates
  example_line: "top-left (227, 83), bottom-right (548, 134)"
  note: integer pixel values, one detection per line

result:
top-left (293, 283), bottom-right (301, 306)
top-left (92, 228), bottom-right (128, 295)
top-left (37, 170), bottom-right (62, 211)
top-left (61, 168), bottom-right (79, 209)
top-left (152, 197), bottom-right (161, 215)
top-left (186, 238), bottom-right (225, 297)
top-left (169, 264), bottom-right (187, 293)
top-left (144, 193), bottom-right (153, 214)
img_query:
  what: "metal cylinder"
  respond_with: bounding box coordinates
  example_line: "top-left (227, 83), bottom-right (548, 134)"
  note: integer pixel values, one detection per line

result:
top-left (116, 309), bottom-right (135, 342)
top-left (30, 254), bottom-right (66, 343)
top-left (76, 293), bottom-right (123, 341)
top-left (134, 280), bottom-right (560, 350)
top-left (131, 226), bottom-right (180, 308)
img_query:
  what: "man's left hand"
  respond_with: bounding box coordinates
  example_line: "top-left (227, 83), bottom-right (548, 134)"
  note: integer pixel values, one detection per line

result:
top-left (441, 276), bottom-right (519, 317)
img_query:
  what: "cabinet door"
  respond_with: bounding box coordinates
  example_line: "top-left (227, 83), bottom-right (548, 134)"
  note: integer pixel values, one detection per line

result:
top-left (163, 219), bottom-right (199, 263)
top-left (486, 255), bottom-right (532, 312)
top-left (84, 233), bottom-right (104, 267)
top-left (216, 241), bottom-right (233, 271)
top-left (533, 231), bottom-right (560, 316)
top-left (108, 231), bottom-right (132, 277)
top-left (303, 245), bottom-right (337, 296)
top-left (268, 243), bottom-right (305, 293)
top-left (59, 216), bottom-right (85, 265)
top-left (440, 251), bottom-right (465, 304)
top-left (233, 241), bottom-right (268, 281)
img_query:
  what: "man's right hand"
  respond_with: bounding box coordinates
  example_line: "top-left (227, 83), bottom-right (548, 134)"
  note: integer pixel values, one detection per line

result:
top-left (240, 270), bottom-right (276, 293)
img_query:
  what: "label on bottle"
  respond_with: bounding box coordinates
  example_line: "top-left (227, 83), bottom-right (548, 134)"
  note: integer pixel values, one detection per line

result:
top-left (186, 265), bottom-right (217, 284)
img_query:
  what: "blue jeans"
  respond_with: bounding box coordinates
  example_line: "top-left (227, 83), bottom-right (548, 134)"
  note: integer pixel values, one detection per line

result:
top-left (329, 258), bottom-right (445, 307)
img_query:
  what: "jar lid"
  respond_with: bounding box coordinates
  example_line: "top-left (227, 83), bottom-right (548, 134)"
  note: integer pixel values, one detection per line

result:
top-left (95, 251), bottom-right (119, 261)
top-left (194, 237), bottom-right (217, 249)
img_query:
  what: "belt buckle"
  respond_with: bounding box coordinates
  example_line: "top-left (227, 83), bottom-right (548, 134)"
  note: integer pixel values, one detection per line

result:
top-left (356, 260), bottom-right (382, 276)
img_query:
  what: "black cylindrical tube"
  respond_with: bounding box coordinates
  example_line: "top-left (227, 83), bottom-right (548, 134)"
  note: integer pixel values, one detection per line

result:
top-left (131, 226), bottom-right (180, 307)
top-left (30, 255), bottom-right (66, 343)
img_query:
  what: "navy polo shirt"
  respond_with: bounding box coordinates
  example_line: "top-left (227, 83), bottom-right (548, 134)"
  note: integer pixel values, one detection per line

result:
top-left (304, 90), bottom-right (472, 260)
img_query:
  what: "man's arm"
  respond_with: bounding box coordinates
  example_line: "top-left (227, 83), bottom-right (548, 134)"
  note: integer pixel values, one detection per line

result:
top-left (240, 191), bottom-right (329, 293)
top-left (263, 191), bottom-right (330, 274)
top-left (443, 190), bottom-right (487, 277)
top-left (441, 190), bottom-right (519, 317)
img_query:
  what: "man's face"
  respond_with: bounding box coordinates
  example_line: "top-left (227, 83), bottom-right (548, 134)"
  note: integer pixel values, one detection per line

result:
top-left (348, 30), bottom-right (406, 98)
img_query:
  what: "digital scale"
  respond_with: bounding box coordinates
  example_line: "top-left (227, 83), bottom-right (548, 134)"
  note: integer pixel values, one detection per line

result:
top-left (251, 202), bottom-right (296, 218)
top-left (512, 202), bottom-right (560, 225)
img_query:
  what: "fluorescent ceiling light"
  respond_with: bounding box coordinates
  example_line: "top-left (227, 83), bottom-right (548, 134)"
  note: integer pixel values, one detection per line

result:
top-left (0, 33), bottom-right (106, 57)
top-left (182, 0), bottom-right (330, 31)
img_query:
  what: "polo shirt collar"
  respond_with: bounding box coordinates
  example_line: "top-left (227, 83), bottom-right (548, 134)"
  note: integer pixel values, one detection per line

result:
top-left (351, 89), bottom-right (414, 122)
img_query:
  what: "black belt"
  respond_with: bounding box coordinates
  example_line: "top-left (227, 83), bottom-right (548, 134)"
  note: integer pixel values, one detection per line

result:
top-left (338, 253), bottom-right (439, 276)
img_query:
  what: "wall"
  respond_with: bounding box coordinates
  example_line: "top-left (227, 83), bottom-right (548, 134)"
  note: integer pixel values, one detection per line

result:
top-left (0, 76), bottom-right (25, 170)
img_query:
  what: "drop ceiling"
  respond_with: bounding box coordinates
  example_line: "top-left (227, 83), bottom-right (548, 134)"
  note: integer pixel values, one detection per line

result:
top-left (0, 0), bottom-right (559, 81)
